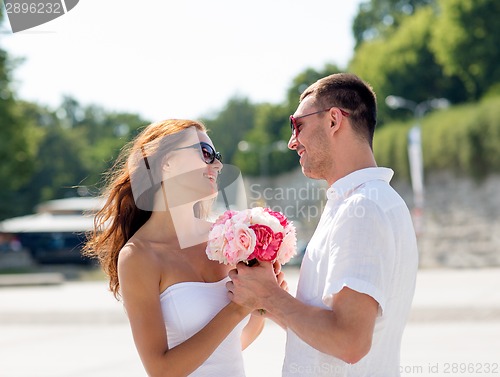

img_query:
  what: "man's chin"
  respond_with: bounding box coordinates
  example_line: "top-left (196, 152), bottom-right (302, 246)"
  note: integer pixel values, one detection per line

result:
top-left (301, 166), bottom-right (314, 179)
top-left (301, 166), bottom-right (322, 181)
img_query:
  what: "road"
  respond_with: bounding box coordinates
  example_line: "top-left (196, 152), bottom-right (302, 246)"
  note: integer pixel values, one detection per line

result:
top-left (1, 267), bottom-right (499, 377)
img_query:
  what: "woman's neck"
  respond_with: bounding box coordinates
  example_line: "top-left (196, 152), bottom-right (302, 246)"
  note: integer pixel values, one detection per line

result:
top-left (141, 204), bottom-right (212, 249)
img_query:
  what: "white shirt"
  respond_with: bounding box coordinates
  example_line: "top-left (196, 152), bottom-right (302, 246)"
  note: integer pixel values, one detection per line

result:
top-left (282, 167), bottom-right (418, 377)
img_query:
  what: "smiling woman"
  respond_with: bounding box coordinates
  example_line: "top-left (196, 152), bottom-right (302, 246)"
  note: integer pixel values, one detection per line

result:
top-left (82, 118), bottom-right (267, 377)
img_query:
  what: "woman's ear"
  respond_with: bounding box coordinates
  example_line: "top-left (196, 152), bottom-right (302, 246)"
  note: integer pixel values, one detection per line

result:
top-left (161, 155), bottom-right (171, 174)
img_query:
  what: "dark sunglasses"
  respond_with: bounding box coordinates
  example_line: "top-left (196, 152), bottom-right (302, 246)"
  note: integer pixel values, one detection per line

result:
top-left (290, 107), bottom-right (350, 137)
top-left (176, 142), bottom-right (222, 164)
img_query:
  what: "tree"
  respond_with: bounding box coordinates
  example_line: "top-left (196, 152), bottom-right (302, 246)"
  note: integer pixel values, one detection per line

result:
top-left (201, 96), bottom-right (256, 165)
top-left (0, 89), bottom-right (150, 218)
top-left (353, 0), bottom-right (437, 48)
top-left (70, 101), bottom-right (149, 186)
top-left (285, 64), bottom-right (342, 114)
top-left (0, 11), bottom-right (43, 219)
top-left (232, 63), bottom-right (344, 176)
top-left (232, 103), bottom-right (295, 176)
top-left (430, 0), bottom-right (500, 100)
top-left (349, 6), bottom-right (467, 123)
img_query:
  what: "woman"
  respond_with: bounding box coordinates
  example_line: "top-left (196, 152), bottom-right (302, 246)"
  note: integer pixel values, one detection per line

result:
top-left (84, 119), bottom-right (275, 377)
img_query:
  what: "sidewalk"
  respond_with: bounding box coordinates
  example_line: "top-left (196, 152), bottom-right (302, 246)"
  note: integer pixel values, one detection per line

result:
top-left (0, 272), bottom-right (64, 287)
top-left (0, 267), bottom-right (499, 377)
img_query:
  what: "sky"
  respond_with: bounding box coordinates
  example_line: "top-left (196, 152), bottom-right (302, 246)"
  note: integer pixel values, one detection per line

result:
top-left (1, 0), bottom-right (364, 122)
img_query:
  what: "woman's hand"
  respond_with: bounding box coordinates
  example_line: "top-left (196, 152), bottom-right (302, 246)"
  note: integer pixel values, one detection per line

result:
top-left (273, 260), bottom-right (288, 292)
top-left (276, 270), bottom-right (288, 292)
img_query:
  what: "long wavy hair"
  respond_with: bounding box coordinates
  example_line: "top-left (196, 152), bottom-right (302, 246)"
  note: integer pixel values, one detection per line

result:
top-left (83, 119), bottom-right (207, 299)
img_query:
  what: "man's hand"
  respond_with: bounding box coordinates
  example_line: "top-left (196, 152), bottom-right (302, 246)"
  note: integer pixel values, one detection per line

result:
top-left (226, 261), bottom-right (281, 311)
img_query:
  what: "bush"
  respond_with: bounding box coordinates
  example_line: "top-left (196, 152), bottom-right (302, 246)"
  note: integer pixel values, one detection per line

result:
top-left (373, 121), bottom-right (412, 180)
top-left (374, 95), bottom-right (500, 181)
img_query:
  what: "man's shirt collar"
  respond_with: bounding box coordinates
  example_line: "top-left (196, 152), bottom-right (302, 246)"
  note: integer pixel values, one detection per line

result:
top-left (326, 167), bottom-right (394, 201)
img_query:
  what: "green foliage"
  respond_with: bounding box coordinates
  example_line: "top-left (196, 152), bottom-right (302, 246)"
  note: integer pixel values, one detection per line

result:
top-left (286, 63), bottom-right (343, 113)
top-left (0, 95), bottom-right (150, 219)
top-left (349, 6), bottom-right (467, 124)
top-left (30, 124), bottom-right (89, 202)
top-left (232, 103), bottom-right (297, 176)
top-left (430, 0), bottom-right (500, 99)
top-left (374, 96), bottom-right (500, 181)
top-left (423, 98), bottom-right (500, 179)
top-left (69, 100), bottom-right (148, 185)
top-left (203, 66), bottom-right (343, 177)
top-left (285, 63), bottom-right (342, 112)
top-left (353, 0), bottom-right (436, 48)
top-left (421, 103), bottom-right (475, 174)
top-left (201, 96), bottom-right (256, 166)
top-left (0, 45), bottom-right (44, 219)
top-left (373, 121), bottom-right (412, 180)
top-left (0, 95), bottom-right (41, 189)
top-left (2, 0), bottom-right (500, 220)
top-left (230, 63), bottom-right (342, 177)
top-left (463, 98), bottom-right (500, 177)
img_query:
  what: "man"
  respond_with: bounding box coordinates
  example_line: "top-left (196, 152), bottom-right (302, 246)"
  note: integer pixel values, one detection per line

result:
top-left (227, 73), bottom-right (418, 376)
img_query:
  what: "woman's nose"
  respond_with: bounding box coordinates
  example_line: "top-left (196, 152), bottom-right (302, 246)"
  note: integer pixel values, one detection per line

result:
top-left (212, 159), bottom-right (223, 173)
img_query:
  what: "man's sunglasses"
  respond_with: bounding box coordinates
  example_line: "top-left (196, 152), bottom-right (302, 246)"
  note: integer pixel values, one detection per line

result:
top-left (176, 142), bottom-right (222, 164)
top-left (290, 107), bottom-right (350, 137)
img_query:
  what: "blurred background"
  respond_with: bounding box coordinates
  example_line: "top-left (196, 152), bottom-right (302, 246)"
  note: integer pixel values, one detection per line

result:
top-left (0, 0), bottom-right (499, 376)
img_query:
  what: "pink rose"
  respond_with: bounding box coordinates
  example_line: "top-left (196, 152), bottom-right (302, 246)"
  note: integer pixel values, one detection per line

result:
top-left (206, 223), bottom-right (229, 264)
top-left (249, 224), bottom-right (283, 262)
top-left (224, 223), bottom-right (256, 265)
top-left (214, 210), bottom-right (237, 225)
top-left (277, 223), bottom-right (297, 264)
top-left (206, 207), bottom-right (296, 267)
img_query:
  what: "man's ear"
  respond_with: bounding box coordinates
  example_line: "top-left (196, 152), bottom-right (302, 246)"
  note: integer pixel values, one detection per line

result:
top-left (330, 120), bottom-right (341, 132)
top-left (328, 108), bottom-right (339, 128)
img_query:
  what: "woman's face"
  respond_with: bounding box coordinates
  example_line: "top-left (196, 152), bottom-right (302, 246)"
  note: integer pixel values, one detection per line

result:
top-left (163, 130), bottom-right (223, 206)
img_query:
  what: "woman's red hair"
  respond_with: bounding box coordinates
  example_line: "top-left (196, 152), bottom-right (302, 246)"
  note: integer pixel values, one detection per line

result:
top-left (83, 119), bottom-right (207, 299)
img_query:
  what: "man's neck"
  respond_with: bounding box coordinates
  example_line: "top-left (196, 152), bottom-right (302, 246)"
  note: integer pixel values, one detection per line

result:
top-left (327, 146), bottom-right (377, 187)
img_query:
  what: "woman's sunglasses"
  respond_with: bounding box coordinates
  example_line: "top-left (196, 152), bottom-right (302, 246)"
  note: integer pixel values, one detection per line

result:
top-left (176, 142), bottom-right (222, 164)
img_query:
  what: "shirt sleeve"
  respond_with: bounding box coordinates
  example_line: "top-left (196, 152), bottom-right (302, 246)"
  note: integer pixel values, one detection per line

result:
top-left (322, 196), bottom-right (396, 315)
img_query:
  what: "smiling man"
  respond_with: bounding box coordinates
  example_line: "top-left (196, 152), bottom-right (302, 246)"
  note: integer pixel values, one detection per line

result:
top-left (228, 73), bottom-right (418, 376)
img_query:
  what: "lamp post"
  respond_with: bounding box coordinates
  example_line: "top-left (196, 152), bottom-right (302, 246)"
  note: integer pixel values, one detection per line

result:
top-left (385, 95), bottom-right (450, 236)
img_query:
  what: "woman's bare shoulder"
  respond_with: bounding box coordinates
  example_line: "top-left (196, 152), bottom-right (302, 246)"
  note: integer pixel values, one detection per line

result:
top-left (118, 238), bottom-right (162, 274)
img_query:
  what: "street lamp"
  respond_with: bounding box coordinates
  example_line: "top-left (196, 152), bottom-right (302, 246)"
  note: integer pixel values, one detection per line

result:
top-left (385, 95), bottom-right (450, 236)
top-left (237, 140), bottom-right (288, 178)
top-left (386, 96), bottom-right (450, 119)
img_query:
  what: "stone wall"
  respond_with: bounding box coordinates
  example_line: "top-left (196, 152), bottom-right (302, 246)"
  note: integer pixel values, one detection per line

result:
top-left (243, 169), bottom-right (500, 268)
top-left (394, 171), bottom-right (500, 268)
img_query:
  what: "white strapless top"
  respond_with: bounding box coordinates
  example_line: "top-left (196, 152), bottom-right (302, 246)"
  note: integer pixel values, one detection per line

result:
top-left (160, 277), bottom-right (247, 377)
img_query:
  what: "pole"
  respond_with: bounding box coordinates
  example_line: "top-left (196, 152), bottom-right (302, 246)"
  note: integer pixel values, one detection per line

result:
top-left (407, 125), bottom-right (424, 236)
top-left (386, 96), bottom-right (449, 238)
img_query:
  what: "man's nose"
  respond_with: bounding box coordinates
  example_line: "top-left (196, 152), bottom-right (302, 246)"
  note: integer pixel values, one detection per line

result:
top-left (288, 133), bottom-right (298, 150)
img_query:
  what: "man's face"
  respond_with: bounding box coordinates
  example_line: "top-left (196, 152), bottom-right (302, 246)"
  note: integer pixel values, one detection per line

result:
top-left (288, 97), bottom-right (332, 181)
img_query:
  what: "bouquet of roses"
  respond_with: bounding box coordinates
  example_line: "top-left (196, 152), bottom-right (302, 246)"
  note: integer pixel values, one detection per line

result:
top-left (206, 207), bottom-right (297, 266)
